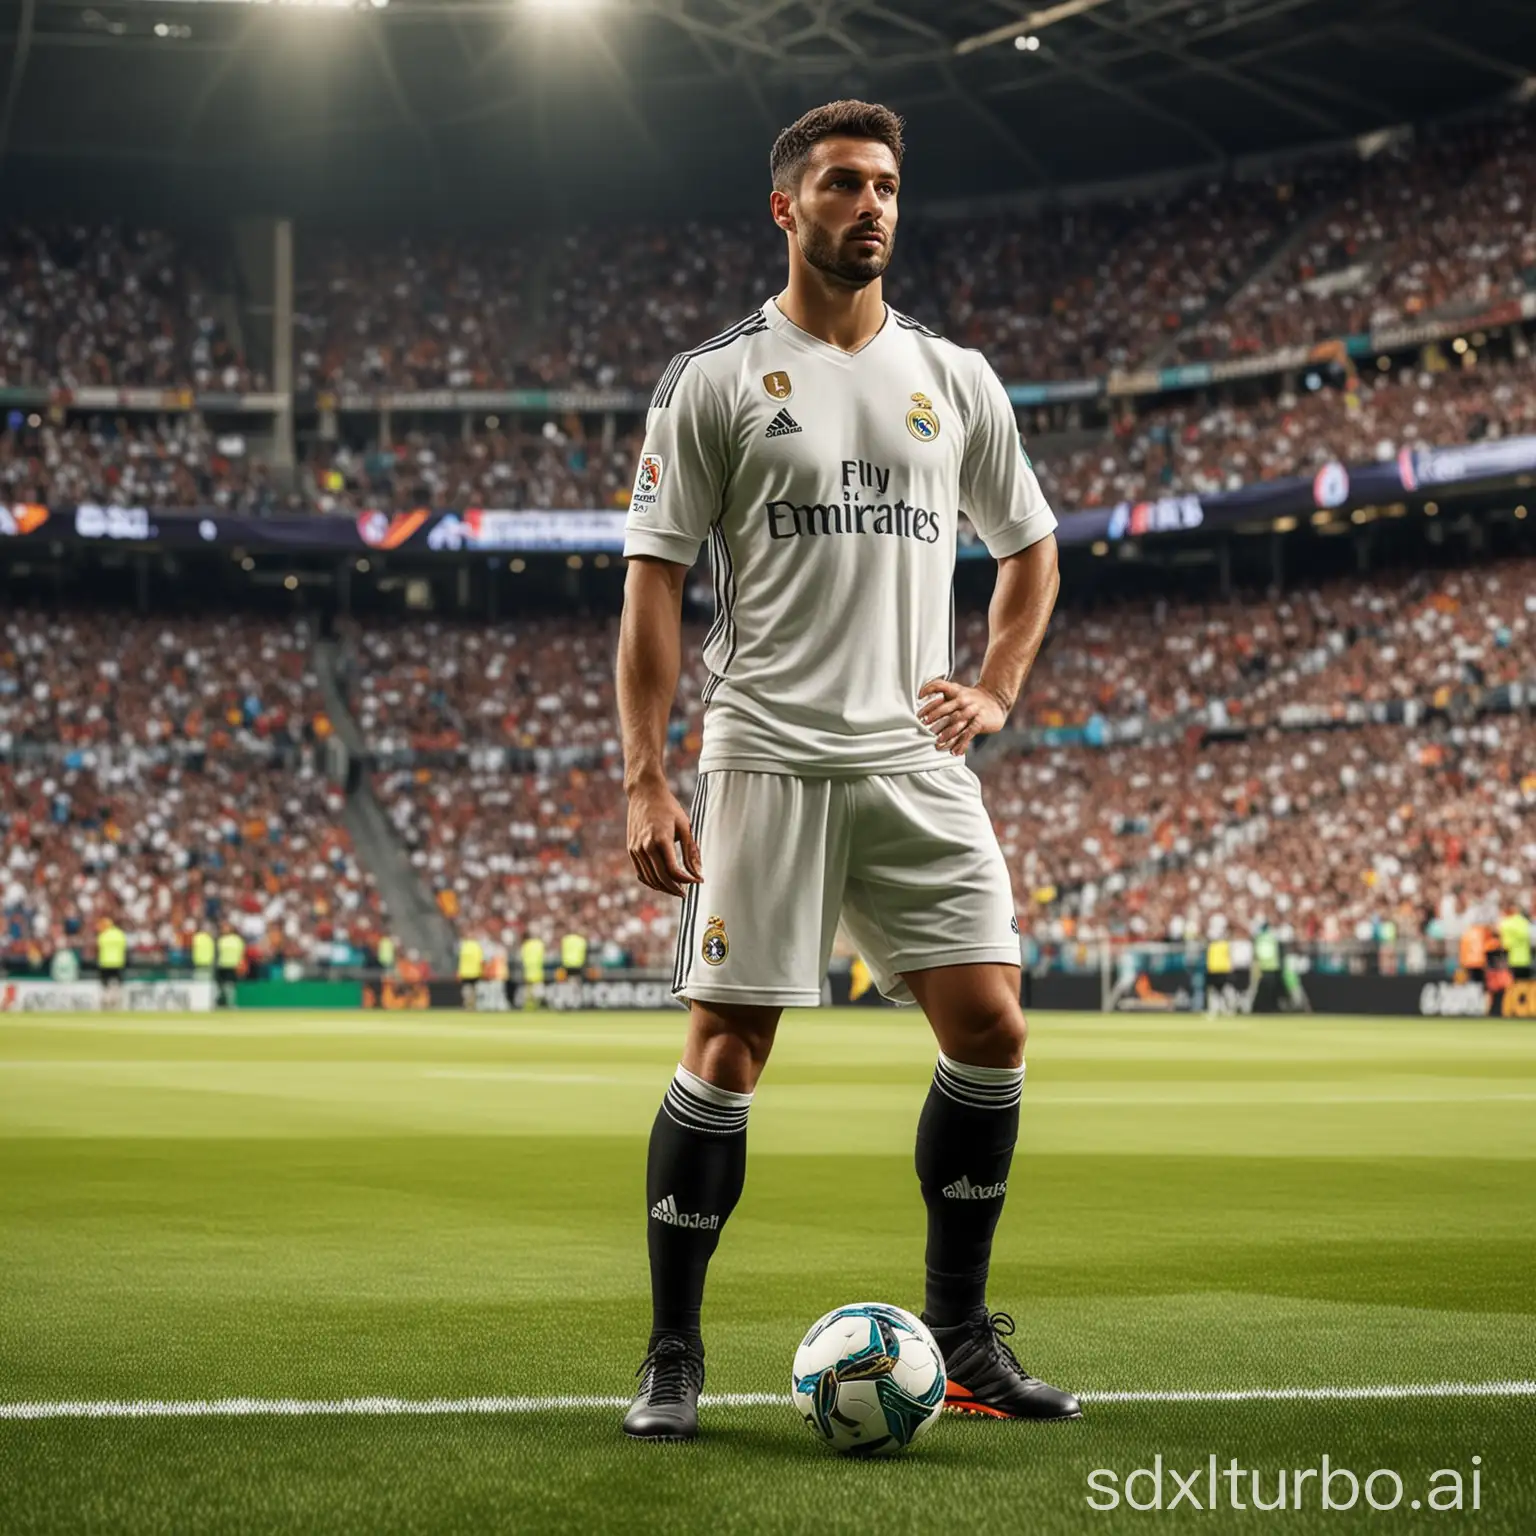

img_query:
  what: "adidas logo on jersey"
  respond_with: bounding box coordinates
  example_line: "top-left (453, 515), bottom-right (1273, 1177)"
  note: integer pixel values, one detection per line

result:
top-left (765, 408), bottom-right (802, 438)
top-left (650, 1193), bottom-right (721, 1229)
top-left (941, 1175), bottom-right (1009, 1201)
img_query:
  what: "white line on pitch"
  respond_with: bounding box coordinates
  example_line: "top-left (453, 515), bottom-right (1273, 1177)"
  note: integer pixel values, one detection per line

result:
top-left (3, 1382), bottom-right (1533, 1420)
top-left (424, 1070), bottom-right (626, 1084)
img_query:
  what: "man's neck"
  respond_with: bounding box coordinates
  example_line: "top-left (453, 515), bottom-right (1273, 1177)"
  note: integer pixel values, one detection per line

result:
top-left (776, 267), bottom-right (886, 355)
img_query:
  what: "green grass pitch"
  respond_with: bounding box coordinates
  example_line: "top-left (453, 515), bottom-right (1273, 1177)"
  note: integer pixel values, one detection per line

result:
top-left (1, 1008), bottom-right (1533, 1534)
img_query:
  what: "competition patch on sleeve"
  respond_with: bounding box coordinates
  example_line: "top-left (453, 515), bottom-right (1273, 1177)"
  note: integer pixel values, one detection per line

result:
top-left (630, 454), bottom-right (665, 514)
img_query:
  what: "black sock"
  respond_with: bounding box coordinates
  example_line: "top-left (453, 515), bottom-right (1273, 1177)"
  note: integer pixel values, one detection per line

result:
top-left (645, 1064), bottom-right (752, 1346)
top-left (915, 1052), bottom-right (1024, 1329)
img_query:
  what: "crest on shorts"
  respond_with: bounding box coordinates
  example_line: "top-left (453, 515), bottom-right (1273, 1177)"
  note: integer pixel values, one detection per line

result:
top-left (906, 392), bottom-right (940, 443)
top-left (763, 370), bottom-right (793, 401)
top-left (701, 915), bottom-right (729, 966)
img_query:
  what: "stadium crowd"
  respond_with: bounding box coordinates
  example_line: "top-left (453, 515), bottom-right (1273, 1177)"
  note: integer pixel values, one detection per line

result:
top-left (370, 706), bottom-right (1536, 968)
top-left (294, 234), bottom-right (537, 396)
top-left (0, 753), bottom-right (381, 970)
top-left (7, 105), bottom-right (1530, 409)
top-left (345, 552), bottom-right (1534, 965)
top-left (0, 610), bottom-right (386, 968)
top-left (306, 420), bottom-right (644, 515)
top-left (285, 102), bottom-right (1536, 390)
top-left (11, 345), bottom-right (1530, 517)
top-left (342, 615), bottom-right (707, 757)
top-left (4, 547), bottom-right (1531, 973)
top-left (374, 761), bottom-right (659, 968)
top-left (1043, 717), bottom-right (1536, 946)
top-left (6, 104), bottom-right (1533, 527)
top-left (1, 415), bottom-right (301, 514)
top-left (973, 556), bottom-right (1534, 740)
top-left (0, 610), bottom-right (331, 751)
top-left (1174, 110), bottom-right (1536, 364)
top-left (1030, 349), bottom-right (1536, 510)
top-left (0, 224), bottom-right (265, 392)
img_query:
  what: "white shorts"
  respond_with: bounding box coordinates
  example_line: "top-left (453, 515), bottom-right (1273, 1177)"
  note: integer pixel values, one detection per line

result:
top-left (673, 766), bottom-right (1020, 1009)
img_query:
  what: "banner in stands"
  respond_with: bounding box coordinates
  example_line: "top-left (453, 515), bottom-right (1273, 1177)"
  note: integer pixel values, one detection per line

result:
top-left (1287, 973), bottom-right (1536, 1018)
top-left (1024, 970), bottom-right (1536, 1017)
top-left (393, 976), bottom-right (687, 1011)
top-left (5, 433), bottom-right (1533, 558)
top-left (0, 979), bottom-right (216, 1011)
top-left (533, 976), bottom-right (685, 1012)
top-left (1022, 973), bottom-right (1101, 1011)
top-left (234, 979), bottom-right (364, 1009)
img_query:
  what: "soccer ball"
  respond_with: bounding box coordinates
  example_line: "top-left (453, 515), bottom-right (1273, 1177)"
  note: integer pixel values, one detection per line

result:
top-left (791, 1302), bottom-right (946, 1456)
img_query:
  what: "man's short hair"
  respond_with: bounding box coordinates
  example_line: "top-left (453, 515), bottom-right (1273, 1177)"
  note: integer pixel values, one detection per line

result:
top-left (770, 99), bottom-right (905, 193)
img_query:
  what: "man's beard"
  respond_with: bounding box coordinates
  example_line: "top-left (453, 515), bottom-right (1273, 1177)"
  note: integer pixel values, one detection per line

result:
top-left (797, 218), bottom-right (892, 287)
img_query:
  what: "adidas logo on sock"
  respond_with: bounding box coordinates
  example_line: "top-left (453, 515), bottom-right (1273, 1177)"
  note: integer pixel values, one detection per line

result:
top-left (765, 408), bottom-right (802, 438)
top-left (941, 1174), bottom-right (1009, 1200)
top-left (650, 1193), bottom-right (721, 1229)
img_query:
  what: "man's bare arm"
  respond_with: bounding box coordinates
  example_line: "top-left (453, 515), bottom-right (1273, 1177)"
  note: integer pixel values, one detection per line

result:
top-left (918, 534), bottom-right (1060, 755)
top-left (617, 555), bottom-right (702, 896)
top-left (977, 532), bottom-right (1060, 714)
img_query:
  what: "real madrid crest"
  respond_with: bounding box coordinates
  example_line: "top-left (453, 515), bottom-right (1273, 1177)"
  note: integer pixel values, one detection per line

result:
top-left (701, 915), bottom-right (729, 966)
top-left (763, 371), bottom-right (793, 401)
top-left (906, 392), bottom-right (940, 443)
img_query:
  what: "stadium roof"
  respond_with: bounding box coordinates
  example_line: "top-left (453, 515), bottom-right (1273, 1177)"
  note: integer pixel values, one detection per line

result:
top-left (1, 0), bottom-right (1534, 219)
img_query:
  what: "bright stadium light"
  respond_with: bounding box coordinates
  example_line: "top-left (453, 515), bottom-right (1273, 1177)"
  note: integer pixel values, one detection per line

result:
top-left (957, 0), bottom-right (1112, 55)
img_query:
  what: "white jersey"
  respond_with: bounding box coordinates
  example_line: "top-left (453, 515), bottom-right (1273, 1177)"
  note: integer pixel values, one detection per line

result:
top-left (623, 298), bottom-right (1057, 777)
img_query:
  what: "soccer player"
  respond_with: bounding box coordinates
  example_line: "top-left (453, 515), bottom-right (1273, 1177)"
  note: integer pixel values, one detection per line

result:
top-left (616, 99), bottom-right (1077, 1440)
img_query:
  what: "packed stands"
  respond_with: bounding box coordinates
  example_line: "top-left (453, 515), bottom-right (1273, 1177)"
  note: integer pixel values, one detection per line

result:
top-left (0, 224), bottom-right (264, 391)
top-left (374, 761), bottom-right (669, 967)
top-left (0, 610), bottom-right (331, 751)
top-left (1038, 718), bottom-right (1536, 945)
top-left (993, 576), bottom-right (1406, 729)
top-left (1, 416), bottom-right (301, 513)
top-left (294, 234), bottom-right (538, 395)
top-left (0, 754), bottom-right (380, 968)
top-left (347, 551), bottom-right (1535, 965)
top-left (1173, 111), bottom-right (1536, 362)
top-left (0, 611), bottom-right (385, 967)
top-left (306, 421), bottom-right (644, 515)
top-left (283, 104), bottom-right (1534, 392)
top-left (343, 616), bottom-right (707, 758)
top-left (6, 106), bottom-right (1535, 528)
top-left (928, 171), bottom-right (1344, 382)
top-left (1030, 351), bottom-right (1536, 510)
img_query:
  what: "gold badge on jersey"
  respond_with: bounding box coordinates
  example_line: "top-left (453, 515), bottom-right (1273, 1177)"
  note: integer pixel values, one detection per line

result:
top-left (763, 371), bottom-right (793, 401)
top-left (701, 915), bottom-right (729, 966)
top-left (906, 392), bottom-right (940, 443)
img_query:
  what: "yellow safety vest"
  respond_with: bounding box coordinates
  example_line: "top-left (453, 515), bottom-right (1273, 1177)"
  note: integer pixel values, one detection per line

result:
top-left (560, 933), bottom-right (587, 971)
top-left (217, 933), bottom-right (245, 970)
top-left (192, 931), bottom-right (215, 968)
top-left (1206, 939), bottom-right (1231, 975)
top-left (378, 936), bottom-right (397, 968)
top-left (1500, 913), bottom-right (1532, 969)
top-left (521, 938), bottom-right (546, 983)
top-left (97, 926), bottom-right (127, 969)
top-left (458, 939), bottom-right (484, 981)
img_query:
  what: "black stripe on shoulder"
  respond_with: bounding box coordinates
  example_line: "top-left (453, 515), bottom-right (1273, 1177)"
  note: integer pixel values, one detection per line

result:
top-left (893, 309), bottom-right (944, 340)
top-left (651, 311), bottom-right (769, 408)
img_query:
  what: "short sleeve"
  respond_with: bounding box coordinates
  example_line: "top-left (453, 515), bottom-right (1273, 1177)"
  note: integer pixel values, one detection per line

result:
top-left (623, 360), bottom-right (727, 565)
top-left (959, 355), bottom-right (1058, 559)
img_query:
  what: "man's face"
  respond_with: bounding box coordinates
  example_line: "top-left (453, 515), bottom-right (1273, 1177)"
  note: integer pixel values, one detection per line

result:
top-left (779, 136), bottom-right (900, 287)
